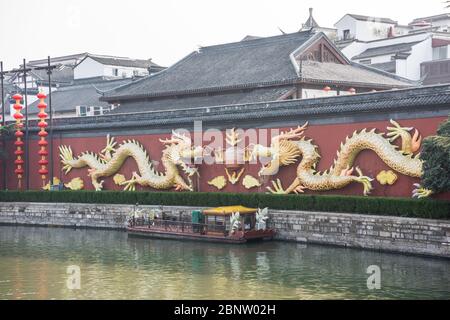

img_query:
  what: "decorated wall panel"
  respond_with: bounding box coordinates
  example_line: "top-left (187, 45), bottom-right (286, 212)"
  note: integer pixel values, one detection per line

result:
top-left (0, 115), bottom-right (448, 199)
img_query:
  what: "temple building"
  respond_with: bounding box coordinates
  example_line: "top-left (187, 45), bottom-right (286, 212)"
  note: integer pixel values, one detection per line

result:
top-left (102, 30), bottom-right (411, 114)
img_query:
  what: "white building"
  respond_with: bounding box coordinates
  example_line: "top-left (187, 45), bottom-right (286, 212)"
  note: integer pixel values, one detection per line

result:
top-left (334, 13), bottom-right (450, 82)
top-left (2, 53), bottom-right (165, 120)
top-left (409, 14), bottom-right (450, 33)
top-left (334, 14), bottom-right (401, 42)
top-left (73, 55), bottom-right (164, 80)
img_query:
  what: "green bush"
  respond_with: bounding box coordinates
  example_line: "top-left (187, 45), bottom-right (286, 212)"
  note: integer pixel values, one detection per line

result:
top-left (0, 190), bottom-right (448, 220)
top-left (421, 115), bottom-right (450, 193)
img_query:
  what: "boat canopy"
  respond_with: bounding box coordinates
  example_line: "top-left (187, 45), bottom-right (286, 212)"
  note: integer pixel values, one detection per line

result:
top-left (202, 206), bottom-right (257, 216)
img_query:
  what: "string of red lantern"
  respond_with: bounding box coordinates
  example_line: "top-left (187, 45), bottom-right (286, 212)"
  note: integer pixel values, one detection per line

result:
top-left (12, 94), bottom-right (24, 189)
top-left (37, 92), bottom-right (49, 188)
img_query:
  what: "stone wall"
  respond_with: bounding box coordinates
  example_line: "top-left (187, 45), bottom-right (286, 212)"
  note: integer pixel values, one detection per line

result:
top-left (0, 202), bottom-right (448, 258)
top-left (269, 210), bottom-right (450, 258)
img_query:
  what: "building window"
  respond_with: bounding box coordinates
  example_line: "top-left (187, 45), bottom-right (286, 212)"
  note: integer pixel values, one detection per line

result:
top-left (92, 106), bottom-right (103, 115)
top-left (359, 59), bottom-right (372, 65)
top-left (343, 30), bottom-right (351, 40)
top-left (77, 106), bottom-right (87, 117)
top-left (433, 46), bottom-right (448, 61)
top-left (112, 68), bottom-right (119, 76)
top-left (76, 105), bottom-right (110, 117)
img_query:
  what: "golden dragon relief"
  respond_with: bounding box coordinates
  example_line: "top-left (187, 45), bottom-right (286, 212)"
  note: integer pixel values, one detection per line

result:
top-left (252, 120), bottom-right (428, 197)
top-left (59, 120), bottom-right (432, 197)
top-left (59, 132), bottom-right (203, 191)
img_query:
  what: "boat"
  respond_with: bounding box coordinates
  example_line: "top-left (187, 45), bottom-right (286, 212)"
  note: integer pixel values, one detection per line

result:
top-left (126, 205), bottom-right (275, 244)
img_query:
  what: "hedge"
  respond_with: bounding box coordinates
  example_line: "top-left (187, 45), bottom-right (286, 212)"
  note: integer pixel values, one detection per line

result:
top-left (0, 191), bottom-right (449, 220)
top-left (421, 115), bottom-right (450, 193)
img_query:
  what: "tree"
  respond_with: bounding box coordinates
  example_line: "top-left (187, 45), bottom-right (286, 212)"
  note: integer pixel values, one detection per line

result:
top-left (0, 123), bottom-right (13, 162)
top-left (420, 115), bottom-right (450, 194)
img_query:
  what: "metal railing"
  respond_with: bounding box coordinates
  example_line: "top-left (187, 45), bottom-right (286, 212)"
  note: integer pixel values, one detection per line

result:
top-left (128, 217), bottom-right (228, 235)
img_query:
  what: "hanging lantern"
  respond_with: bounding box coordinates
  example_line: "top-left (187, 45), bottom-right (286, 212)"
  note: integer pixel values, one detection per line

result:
top-left (37, 92), bottom-right (49, 188)
top-left (323, 86), bottom-right (331, 92)
top-left (12, 94), bottom-right (24, 189)
top-left (348, 88), bottom-right (356, 94)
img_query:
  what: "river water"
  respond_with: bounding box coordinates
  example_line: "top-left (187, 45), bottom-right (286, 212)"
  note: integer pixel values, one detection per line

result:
top-left (0, 226), bottom-right (448, 300)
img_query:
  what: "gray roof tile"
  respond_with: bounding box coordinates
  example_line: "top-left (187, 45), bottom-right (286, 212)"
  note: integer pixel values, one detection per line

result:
top-left (83, 55), bottom-right (162, 69)
top-left (111, 86), bottom-right (294, 114)
top-left (352, 41), bottom-right (422, 60)
top-left (27, 78), bottom-right (134, 114)
top-left (301, 61), bottom-right (408, 87)
top-left (347, 14), bottom-right (397, 24)
top-left (104, 31), bottom-right (410, 102)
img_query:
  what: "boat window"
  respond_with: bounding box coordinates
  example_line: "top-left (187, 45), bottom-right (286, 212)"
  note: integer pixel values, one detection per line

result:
top-left (244, 215), bottom-right (252, 231)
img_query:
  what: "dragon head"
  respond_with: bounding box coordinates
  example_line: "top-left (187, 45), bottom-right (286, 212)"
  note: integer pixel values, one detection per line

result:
top-left (252, 124), bottom-right (307, 177)
top-left (160, 131), bottom-right (203, 176)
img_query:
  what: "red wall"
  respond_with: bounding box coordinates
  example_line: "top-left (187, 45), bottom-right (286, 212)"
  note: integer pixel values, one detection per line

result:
top-left (1, 116), bottom-right (448, 199)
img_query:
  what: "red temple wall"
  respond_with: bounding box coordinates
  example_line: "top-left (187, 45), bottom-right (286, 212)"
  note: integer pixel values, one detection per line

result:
top-left (1, 115), bottom-right (448, 199)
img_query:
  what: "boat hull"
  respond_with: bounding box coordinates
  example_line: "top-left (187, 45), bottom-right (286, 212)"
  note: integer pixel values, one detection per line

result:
top-left (126, 226), bottom-right (275, 244)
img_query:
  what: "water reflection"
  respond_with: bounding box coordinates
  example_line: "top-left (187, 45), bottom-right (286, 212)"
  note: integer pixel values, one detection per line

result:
top-left (0, 226), bottom-right (449, 300)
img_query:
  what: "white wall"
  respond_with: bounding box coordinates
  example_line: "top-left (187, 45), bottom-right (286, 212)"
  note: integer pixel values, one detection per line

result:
top-left (354, 20), bottom-right (395, 41)
top-left (74, 57), bottom-right (149, 79)
top-left (431, 19), bottom-right (450, 31)
top-left (356, 54), bottom-right (393, 64)
top-left (404, 37), bottom-right (433, 80)
top-left (335, 15), bottom-right (357, 40)
top-left (341, 41), bottom-right (367, 60)
top-left (103, 65), bottom-right (148, 78)
top-left (302, 88), bottom-right (338, 99)
top-left (74, 57), bottom-right (105, 80)
top-left (342, 33), bottom-right (431, 63)
top-left (335, 15), bottom-right (395, 42)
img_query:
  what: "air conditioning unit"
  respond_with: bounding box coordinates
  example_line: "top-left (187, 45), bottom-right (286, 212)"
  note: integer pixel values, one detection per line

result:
top-left (76, 105), bottom-right (112, 117)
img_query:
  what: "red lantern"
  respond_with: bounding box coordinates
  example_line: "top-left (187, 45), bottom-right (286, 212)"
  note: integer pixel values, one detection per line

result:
top-left (323, 86), bottom-right (331, 92)
top-left (348, 88), bottom-right (356, 94)
top-left (12, 94), bottom-right (24, 189)
top-left (36, 92), bottom-right (48, 188)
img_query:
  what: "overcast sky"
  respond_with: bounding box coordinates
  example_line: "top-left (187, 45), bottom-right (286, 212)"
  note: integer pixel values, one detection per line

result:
top-left (0, 0), bottom-right (447, 69)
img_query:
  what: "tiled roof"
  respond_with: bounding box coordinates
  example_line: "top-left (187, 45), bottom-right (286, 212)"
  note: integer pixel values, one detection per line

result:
top-left (110, 86), bottom-right (294, 114)
top-left (352, 41), bottom-right (422, 60)
top-left (301, 61), bottom-right (408, 87)
top-left (83, 55), bottom-right (162, 69)
top-left (103, 31), bottom-right (410, 102)
top-left (27, 53), bottom-right (88, 67)
top-left (347, 14), bottom-right (397, 24)
top-left (410, 14), bottom-right (450, 24)
top-left (34, 84), bottom-right (450, 131)
top-left (103, 32), bottom-right (314, 100)
top-left (31, 65), bottom-right (74, 83)
top-left (26, 78), bottom-right (134, 114)
top-left (369, 61), bottom-right (396, 73)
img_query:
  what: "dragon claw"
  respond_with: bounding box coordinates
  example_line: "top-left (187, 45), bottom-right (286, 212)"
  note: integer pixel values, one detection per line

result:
top-left (386, 120), bottom-right (413, 142)
top-left (293, 185), bottom-right (306, 194)
top-left (411, 129), bottom-right (422, 153)
top-left (340, 166), bottom-right (354, 177)
top-left (92, 180), bottom-right (104, 191)
top-left (121, 172), bottom-right (140, 192)
top-left (100, 135), bottom-right (117, 161)
top-left (354, 167), bottom-right (374, 196)
top-left (266, 179), bottom-right (288, 194)
top-left (412, 184), bottom-right (433, 199)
